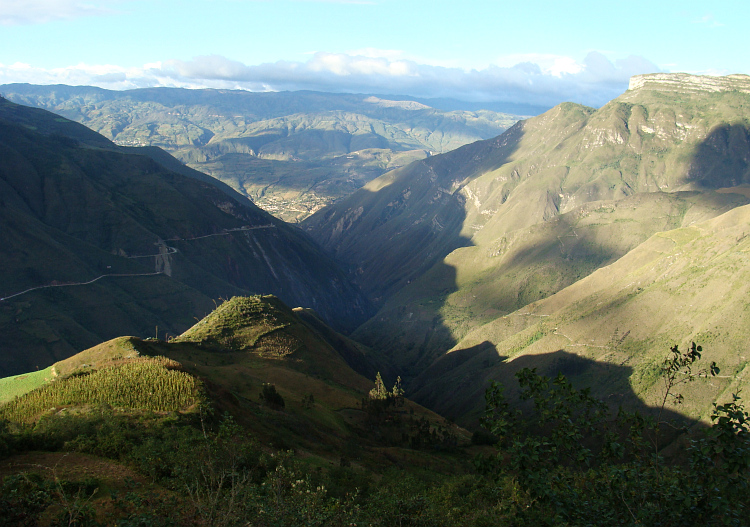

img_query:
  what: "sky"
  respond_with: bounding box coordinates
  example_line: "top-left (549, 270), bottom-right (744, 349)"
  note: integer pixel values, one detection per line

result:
top-left (0, 0), bottom-right (747, 108)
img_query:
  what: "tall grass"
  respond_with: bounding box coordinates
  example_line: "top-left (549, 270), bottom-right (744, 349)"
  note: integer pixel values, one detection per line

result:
top-left (0, 357), bottom-right (202, 422)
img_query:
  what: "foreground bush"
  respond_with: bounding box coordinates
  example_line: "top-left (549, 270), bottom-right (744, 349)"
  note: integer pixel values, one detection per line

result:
top-left (0, 344), bottom-right (748, 525)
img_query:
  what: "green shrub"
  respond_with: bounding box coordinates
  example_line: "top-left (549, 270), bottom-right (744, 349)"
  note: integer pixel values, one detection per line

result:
top-left (259, 384), bottom-right (285, 409)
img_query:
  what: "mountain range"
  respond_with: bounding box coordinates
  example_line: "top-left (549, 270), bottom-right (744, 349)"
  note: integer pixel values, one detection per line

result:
top-left (3, 72), bottom-right (750, 526)
top-left (0, 95), bottom-right (371, 376)
top-left (302, 72), bottom-right (750, 424)
top-left (3, 73), bottom-right (750, 431)
top-left (0, 84), bottom-right (524, 222)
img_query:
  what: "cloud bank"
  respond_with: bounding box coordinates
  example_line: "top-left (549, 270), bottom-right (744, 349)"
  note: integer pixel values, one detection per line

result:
top-left (0, 51), bottom-right (661, 108)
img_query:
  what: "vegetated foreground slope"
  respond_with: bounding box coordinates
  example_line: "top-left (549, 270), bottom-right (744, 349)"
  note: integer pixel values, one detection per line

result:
top-left (303, 73), bottom-right (750, 390)
top-left (1, 84), bottom-right (524, 221)
top-left (0, 303), bottom-right (747, 526)
top-left (1, 295), bottom-right (466, 464)
top-left (0, 96), bottom-right (372, 376)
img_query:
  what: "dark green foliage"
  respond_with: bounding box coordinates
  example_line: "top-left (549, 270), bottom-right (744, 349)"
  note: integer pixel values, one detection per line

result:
top-left (470, 428), bottom-right (497, 446)
top-left (259, 384), bottom-right (285, 410)
top-left (0, 471), bottom-right (101, 527)
top-left (659, 342), bottom-right (716, 409)
top-left (109, 487), bottom-right (180, 527)
top-left (2, 343), bottom-right (749, 525)
top-left (0, 473), bottom-right (54, 527)
top-left (476, 345), bottom-right (750, 526)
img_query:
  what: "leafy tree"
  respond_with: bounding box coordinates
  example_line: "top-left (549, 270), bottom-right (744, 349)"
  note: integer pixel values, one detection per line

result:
top-left (259, 384), bottom-right (285, 410)
top-left (392, 376), bottom-right (405, 407)
top-left (368, 372), bottom-right (389, 401)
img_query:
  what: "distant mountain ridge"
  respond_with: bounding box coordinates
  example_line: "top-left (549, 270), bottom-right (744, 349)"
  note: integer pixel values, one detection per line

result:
top-left (0, 84), bottom-right (524, 221)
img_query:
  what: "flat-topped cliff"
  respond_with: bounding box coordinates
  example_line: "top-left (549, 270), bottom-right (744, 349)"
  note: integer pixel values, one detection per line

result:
top-left (629, 72), bottom-right (750, 93)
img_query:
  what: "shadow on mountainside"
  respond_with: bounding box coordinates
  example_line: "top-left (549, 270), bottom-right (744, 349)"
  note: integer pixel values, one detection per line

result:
top-left (358, 189), bottom-right (722, 387)
top-left (306, 125), bottom-right (529, 384)
top-left (404, 122), bottom-right (750, 435)
top-left (410, 345), bottom-right (703, 444)
top-left (306, 122), bottom-right (527, 303)
top-left (684, 123), bottom-right (750, 188)
top-left (0, 98), bottom-right (375, 377)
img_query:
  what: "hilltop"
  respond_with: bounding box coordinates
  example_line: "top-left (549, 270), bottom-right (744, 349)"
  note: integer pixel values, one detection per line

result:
top-left (1, 294), bottom-right (470, 471)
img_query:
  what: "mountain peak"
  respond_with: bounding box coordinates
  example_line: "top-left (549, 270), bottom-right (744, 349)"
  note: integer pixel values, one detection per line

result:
top-left (628, 72), bottom-right (750, 93)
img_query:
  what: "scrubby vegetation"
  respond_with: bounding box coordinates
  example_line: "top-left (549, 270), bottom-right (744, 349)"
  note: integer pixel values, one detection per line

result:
top-left (1, 343), bottom-right (747, 525)
top-left (475, 344), bottom-right (749, 525)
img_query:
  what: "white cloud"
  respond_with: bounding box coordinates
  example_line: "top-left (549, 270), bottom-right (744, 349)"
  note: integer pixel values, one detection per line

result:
top-left (693, 14), bottom-right (724, 28)
top-left (0, 0), bottom-right (123, 25)
top-left (0, 51), bottom-right (662, 108)
top-left (492, 54), bottom-right (584, 77)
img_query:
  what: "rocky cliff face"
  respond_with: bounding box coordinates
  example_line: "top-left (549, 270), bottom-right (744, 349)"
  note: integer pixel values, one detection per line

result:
top-left (628, 73), bottom-right (750, 93)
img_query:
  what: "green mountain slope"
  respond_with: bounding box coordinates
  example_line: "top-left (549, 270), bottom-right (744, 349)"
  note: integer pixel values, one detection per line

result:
top-left (1, 85), bottom-right (523, 221)
top-left (0, 97), bottom-right (372, 376)
top-left (1, 295), bottom-right (466, 464)
top-left (416, 202), bottom-right (750, 425)
top-left (351, 190), bottom-right (749, 376)
top-left (303, 73), bottom-right (750, 374)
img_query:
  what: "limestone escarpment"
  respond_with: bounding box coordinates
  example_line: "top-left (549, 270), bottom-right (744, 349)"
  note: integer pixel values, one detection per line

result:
top-left (628, 72), bottom-right (750, 93)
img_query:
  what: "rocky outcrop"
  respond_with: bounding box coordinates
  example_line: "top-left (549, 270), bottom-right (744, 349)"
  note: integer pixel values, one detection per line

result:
top-left (628, 73), bottom-right (750, 93)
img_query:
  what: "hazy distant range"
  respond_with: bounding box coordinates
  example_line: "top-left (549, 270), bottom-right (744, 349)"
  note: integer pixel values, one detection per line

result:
top-left (1, 84), bottom-right (537, 222)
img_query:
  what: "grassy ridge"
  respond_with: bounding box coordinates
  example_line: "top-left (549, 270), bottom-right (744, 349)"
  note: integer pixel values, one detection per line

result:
top-left (176, 295), bottom-right (295, 352)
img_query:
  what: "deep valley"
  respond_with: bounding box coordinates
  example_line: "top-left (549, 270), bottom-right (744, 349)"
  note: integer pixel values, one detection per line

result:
top-left (2, 73), bottom-right (750, 525)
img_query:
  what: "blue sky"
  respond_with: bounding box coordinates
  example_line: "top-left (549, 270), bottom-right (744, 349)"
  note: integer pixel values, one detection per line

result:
top-left (1, 0), bottom-right (746, 107)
